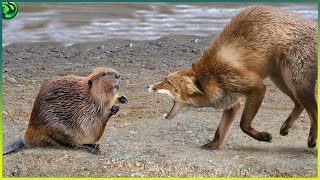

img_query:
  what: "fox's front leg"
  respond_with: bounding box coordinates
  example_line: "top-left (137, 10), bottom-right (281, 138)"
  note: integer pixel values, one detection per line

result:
top-left (240, 83), bottom-right (272, 142)
top-left (203, 100), bottom-right (241, 149)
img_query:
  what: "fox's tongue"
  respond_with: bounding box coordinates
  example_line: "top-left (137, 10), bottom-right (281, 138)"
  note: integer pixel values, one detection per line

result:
top-left (165, 101), bottom-right (187, 120)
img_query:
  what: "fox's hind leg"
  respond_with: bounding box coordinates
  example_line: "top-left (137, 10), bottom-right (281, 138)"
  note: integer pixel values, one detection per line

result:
top-left (295, 89), bottom-right (317, 148)
top-left (285, 40), bottom-right (317, 148)
top-left (269, 72), bottom-right (304, 136)
top-left (202, 100), bottom-right (241, 149)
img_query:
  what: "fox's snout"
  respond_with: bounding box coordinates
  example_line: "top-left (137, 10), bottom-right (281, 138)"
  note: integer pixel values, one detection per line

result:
top-left (147, 85), bottom-right (156, 93)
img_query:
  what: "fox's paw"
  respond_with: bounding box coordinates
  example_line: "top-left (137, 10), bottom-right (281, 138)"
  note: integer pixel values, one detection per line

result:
top-left (280, 129), bottom-right (289, 136)
top-left (280, 123), bottom-right (290, 136)
top-left (201, 141), bottom-right (219, 150)
top-left (118, 96), bottom-right (128, 104)
top-left (259, 132), bottom-right (272, 142)
top-left (308, 135), bottom-right (317, 148)
top-left (110, 105), bottom-right (120, 115)
top-left (308, 141), bottom-right (316, 148)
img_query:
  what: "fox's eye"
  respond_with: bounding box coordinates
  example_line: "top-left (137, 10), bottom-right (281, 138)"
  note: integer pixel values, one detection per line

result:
top-left (164, 80), bottom-right (168, 83)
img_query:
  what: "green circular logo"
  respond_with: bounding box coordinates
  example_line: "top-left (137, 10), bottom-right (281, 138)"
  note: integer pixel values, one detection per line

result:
top-left (2, 2), bottom-right (18, 20)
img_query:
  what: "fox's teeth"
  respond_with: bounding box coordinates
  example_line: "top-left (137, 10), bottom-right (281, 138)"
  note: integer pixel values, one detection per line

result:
top-left (165, 101), bottom-right (186, 120)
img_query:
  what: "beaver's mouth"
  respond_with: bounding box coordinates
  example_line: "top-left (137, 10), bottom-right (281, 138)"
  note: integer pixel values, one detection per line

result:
top-left (165, 100), bottom-right (187, 119)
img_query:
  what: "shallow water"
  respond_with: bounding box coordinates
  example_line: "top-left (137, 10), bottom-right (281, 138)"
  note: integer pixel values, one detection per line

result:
top-left (2, 2), bottom-right (318, 46)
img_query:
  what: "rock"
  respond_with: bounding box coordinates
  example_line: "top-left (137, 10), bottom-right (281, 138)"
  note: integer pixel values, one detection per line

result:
top-left (3, 68), bottom-right (10, 73)
top-left (7, 77), bottom-right (17, 84)
top-left (2, 111), bottom-right (8, 116)
top-left (126, 43), bottom-right (133, 48)
top-left (191, 39), bottom-right (199, 43)
top-left (203, 127), bottom-right (215, 132)
top-left (129, 130), bottom-right (138, 134)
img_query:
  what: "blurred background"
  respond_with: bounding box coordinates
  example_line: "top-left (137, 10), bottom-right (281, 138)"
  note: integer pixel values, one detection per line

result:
top-left (2, 2), bottom-right (318, 46)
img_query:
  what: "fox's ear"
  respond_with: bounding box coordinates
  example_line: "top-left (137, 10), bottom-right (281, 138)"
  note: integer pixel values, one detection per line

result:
top-left (185, 76), bottom-right (205, 95)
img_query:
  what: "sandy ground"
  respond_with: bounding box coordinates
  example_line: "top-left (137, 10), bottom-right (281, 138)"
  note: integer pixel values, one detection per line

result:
top-left (2, 35), bottom-right (317, 177)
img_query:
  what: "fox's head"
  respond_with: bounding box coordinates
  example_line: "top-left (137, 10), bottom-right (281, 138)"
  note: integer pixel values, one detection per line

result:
top-left (148, 66), bottom-right (207, 119)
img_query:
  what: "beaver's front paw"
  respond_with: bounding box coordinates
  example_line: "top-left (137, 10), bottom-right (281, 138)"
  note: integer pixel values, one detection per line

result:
top-left (110, 105), bottom-right (120, 115)
top-left (118, 96), bottom-right (128, 104)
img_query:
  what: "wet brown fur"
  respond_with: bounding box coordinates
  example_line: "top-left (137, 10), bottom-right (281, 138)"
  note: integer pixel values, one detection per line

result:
top-left (150, 6), bottom-right (317, 148)
top-left (5, 67), bottom-right (123, 154)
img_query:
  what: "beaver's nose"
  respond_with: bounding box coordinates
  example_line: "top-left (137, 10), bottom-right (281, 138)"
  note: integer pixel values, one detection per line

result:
top-left (147, 86), bottom-right (149, 89)
top-left (115, 74), bottom-right (120, 79)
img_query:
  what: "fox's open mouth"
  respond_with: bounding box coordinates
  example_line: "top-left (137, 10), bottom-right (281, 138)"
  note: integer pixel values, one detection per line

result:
top-left (165, 100), bottom-right (186, 120)
top-left (147, 85), bottom-right (186, 119)
top-left (165, 100), bottom-right (176, 119)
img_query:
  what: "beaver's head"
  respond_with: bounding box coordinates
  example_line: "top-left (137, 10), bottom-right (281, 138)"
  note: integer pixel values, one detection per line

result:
top-left (87, 67), bottom-right (121, 99)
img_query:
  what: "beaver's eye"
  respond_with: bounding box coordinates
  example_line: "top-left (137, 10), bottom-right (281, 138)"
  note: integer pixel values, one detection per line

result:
top-left (163, 78), bottom-right (168, 83)
top-left (101, 73), bottom-right (106, 76)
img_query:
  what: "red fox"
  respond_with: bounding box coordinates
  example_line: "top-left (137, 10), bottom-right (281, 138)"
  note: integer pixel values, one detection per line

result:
top-left (148, 6), bottom-right (317, 149)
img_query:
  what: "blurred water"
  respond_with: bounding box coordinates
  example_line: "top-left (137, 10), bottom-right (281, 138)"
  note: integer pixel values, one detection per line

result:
top-left (2, 2), bottom-right (318, 46)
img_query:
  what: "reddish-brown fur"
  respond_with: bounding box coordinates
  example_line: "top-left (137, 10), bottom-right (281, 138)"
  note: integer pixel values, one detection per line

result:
top-left (149, 6), bottom-right (317, 149)
top-left (3, 67), bottom-right (126, 154)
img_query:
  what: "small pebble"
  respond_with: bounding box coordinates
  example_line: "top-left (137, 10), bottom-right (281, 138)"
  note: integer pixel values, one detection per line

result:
top-left (7, 77), bottom-right (17, 84)
top-left (129, 130), bottom-right (138, 134)
top-left (2, 111), bottom-right (8, 116)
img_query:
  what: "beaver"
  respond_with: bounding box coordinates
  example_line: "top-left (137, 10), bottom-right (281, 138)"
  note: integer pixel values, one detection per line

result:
top-left (3, 67), bottom-right (127, 154)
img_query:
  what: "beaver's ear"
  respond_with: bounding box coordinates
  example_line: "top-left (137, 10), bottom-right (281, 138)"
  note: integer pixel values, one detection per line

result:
top-left (185, 76), bottom-right (205, 95)
top-left (88, 80), bottom-right (93, 89)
